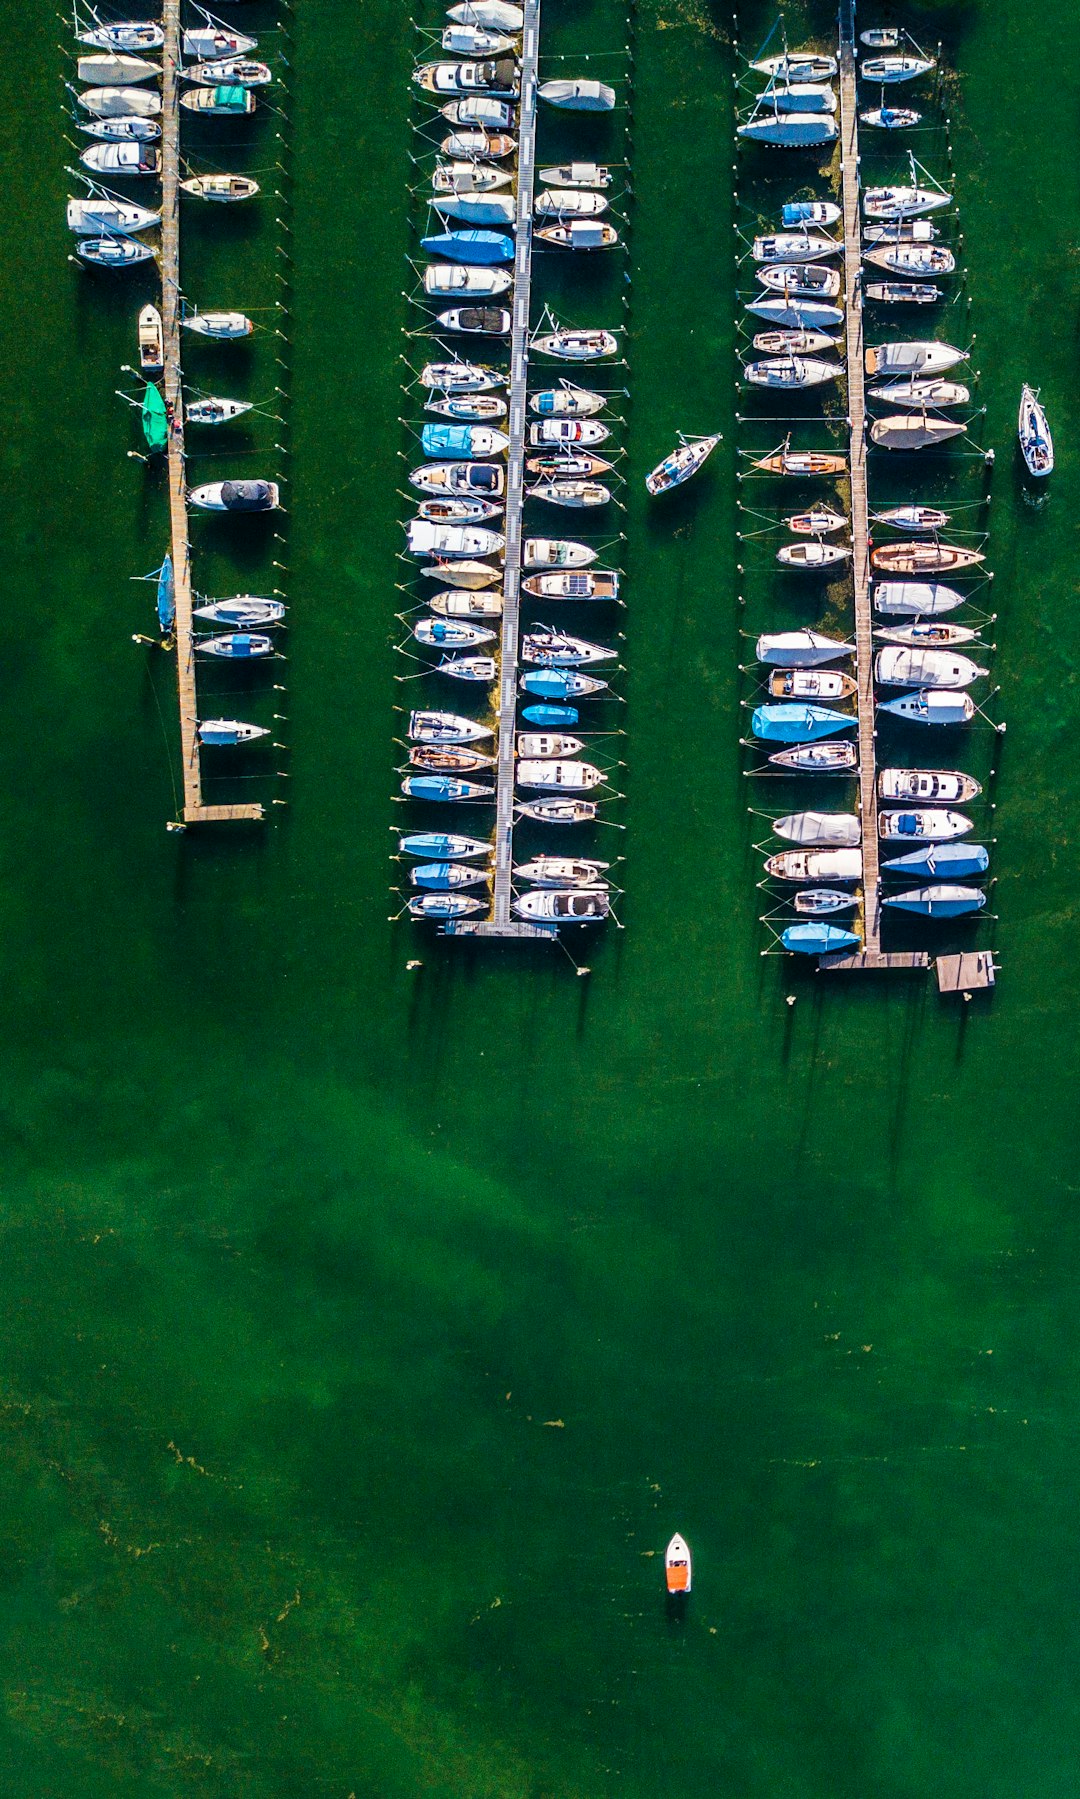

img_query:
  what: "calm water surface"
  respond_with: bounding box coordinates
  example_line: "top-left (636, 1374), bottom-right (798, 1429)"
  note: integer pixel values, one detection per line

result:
top-left (0, 0), bottom-right (1078, 1793)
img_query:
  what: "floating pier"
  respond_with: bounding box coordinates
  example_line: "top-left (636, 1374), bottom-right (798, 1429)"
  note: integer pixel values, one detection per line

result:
top-left (160, 0), bottom-right (263, 827)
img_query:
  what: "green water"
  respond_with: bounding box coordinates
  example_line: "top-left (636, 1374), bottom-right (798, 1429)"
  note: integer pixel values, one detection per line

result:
top-left (1, 0), bottom-right (1078, 1792)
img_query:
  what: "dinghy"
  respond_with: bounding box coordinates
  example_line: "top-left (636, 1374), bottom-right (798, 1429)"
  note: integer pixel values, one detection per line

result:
top-left (1018, 384), bottom-right (1053, 476)
top-left (525, 450), bottom-right (612, 479)
top-left (432, 164), bottom-right (514, 196)
top-left (782, 923), bottom-right (860, 954)
top-left (873, 580), bottom-right (964, 615)
top-left (410, 461), bottom-right (505, 497)
top-left (185, 396), bottom-right (255, 426)
top-left (881, 842), bottom-right (989, 879)
top-left (420, 358), bottom-right (505, 390)
top-left (755, 629), bottom-right (853, 666)
top-left (793, 888), bottom-right (859, 914)
top-left (664, 1535), bottom-right (692, 1594)
top-left (768, 668), bottom-right (856, 700)
top-left (77, 52), bottom-right (159, 84)
top-left (435, 192), bottom-right (516, 227)
top-left (183, 28), bottom-right (257, 59)
top-left (76, 235), bottom-right (153, 267)
top-left (416, 57), bottom-right (519, 97)
top-left (78, 19), bottom-right (165, 51)
top-left (194, 596), bottom-right (284, 627)
top-left (422, 229), bottom-right (514, 264)
top-left (527, 480), bottom-right (611, 507)
top-left (521, 631), bottom-right (614, 667)
top-left (406, 520), bottom-right (505, 558)
top-left (406, 894), bottom-right (486, 919)
top-left (532, 328), bottom-right (618, 360)
top-left (786, 506), bottom-right (847, 534)
top-left (440, 96), bottom-right (515, 128)
top-left (883, 885), bottom-right (986, 917)
top-left (428, 590), bottom-right (503, 618)
top-left (442, 25), bottom-right (518, 55)
top-left (442, 128), bottom-right (516, 159)
top-left (79, 114), bottom-right (160, 140)
top-left (79, 84), bottom-right (161, 117)
top-left (530, 385), bottom-right (605, 417)
top-left (645, 433), bottom-right (722, 495)
top-left (751, 703), bottom-right (856, 743)
top-left (515, 857), bottom-right (609, 886)
top-left (414, 618), bottom-right (496, 649)
top-left (878, 768), bottom-right (981, 804)
top-left (536, 222), bottom-right (619, 251)
top-left (138, 303), bottom-right (163, 372)
top-left (863, 184), bottom-right (951, 219)
top-left (539, 78), bottom-right (615, 110)
top-left (196, 632), bottom-right (274, 659)
top-left (871, 542), bottom-right (983, 575)
top-left (179, 85), bottom-right (256, 115)
top-left (421, 423), bottom-right (509, 458)
top-left (870, 414), bottom-right (965, 450)
top-left (181, 310), bottom-right (252, 338)
top-left (860, 53), bottom-right (935, 82)
top-left (875, 647), bottom-right (987, 688)
top-left (80, 140), bottom-right (160, 175)
top-left (768, 741), bottom-right (858, 771)
top-left (745, 355), bottom-right (841, 388)
top-left (737, 113), bottom-right (838, 146)
top-left (865, 244), bottom-right (955, 277)
top-left (513, 888), bottom-right (610, 921)
top-left (752, 52), bottom-right (837, 80)
top-left (757, 262), bottom-right (841, 298)
top-left (197, 719), bottom-right (269, 747)
top-left (409, 861), bottom-right (491, 890)
top-left (188, 479), bottom-right (280, 512)
top-left (776, 540), bottom-right (850, 570)
top-left (184, 57), bottom-right (272, 86)
top-left (409, 711), bottom-right (493, 744)
top-left (860, 28), bottom-right (901, 47)
top-left (67, 196), bottom-right (159, 234)
top-left (398, 831), bottom-right (492, 857)
top-left (520, 670), bottom-right (608, 698)
top-left (871, 503), bottom-right (949, 531)
top-left (745, 295), bottom-right (844, 331)
top-left (751, 446), bottom-right (846, 475)
top-left (516, 758), bottom-right (602, 790)
top-left (523, 538), bottom-right (597, 568)
top-left (764, 848), bottom-right (862, 881)
top-left (877, 689), bottom-right (976, 725)
top-left (539, 162), bottom-right (611, 189)
top-left (878, 808), bottom-right (972, 843)
top-left (529, 418), bottom-right (609, 447)
top-left (426, 393), bottom-right (508, 421)
top-left (180, 174), bottom-right (259, 202)
top-left (860, 103), bottom-right (920, 129)
top-left (522, 569), bottom-right (618, 600)
top-left (417, 496), bottom-right (502, 522)
top-left (400, 774), bottom-right (494, 801)
top-left (535, 189), bottom-right (608, 218)
top-left (773, 812), bottom-right (861, 846)
top-left (753, 230), bottom-right (842, 264)
top-left (865, 282), bottom-right (942, 305)
top-left (875, 621), bottom-right (980, 648)
top-left (753, 329), bottom-right (839, 356)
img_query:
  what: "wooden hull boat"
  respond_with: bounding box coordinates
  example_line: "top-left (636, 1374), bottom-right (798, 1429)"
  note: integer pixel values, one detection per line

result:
top-left (878, 768), bottom-right (981, 804)
top-left (442, 129), bottom-right (517, 159)
top-left (870, 414), bottom-right (965, 450)
top-left (752, 448), bottom-right (846, 475)
top-left (664, 1535), bottom-right (692, 1595)
top-left (645, 433), bottom-right (721, 495)
top-left (1018, 384), bottom-right (1053, 476)
top-left (756, 629), bottom-right (853, 667)
top-left (525, 451), bottom-right (612, 478)
top-left (768, 669), bottom-right (856, 700)
top-left (407, 745), bottom-right (494, 773)
top-left (871, 542), bottom-right (984, 575)
top-left (522, 570), bottom-right (619, 600)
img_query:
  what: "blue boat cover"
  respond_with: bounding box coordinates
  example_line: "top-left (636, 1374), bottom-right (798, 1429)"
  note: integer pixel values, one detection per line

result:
top-left (751, 703), bottom-right (854, 743)
top-left (421, 230), bottom-right (514, 265)
top-left (421, 423), bottom-right (478, 458)
top-left (522, 671), bottom-right (598, 699)
top-left (156, 553), bottom-right (175, 632)
top-left (522, 704), bottom-right (579, 727)
top-left (782, 923), bottom-right (860, 955)
top-left (882, 842), bottom-right (990, 878)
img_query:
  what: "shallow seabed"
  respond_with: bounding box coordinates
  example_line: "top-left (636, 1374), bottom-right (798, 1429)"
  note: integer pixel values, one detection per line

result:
top-left (0, 0), bottom-right (1078, 1793)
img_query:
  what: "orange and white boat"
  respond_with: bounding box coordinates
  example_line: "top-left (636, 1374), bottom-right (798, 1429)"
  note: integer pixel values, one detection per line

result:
top-left (665, 1534), bottom-right (691, 1595)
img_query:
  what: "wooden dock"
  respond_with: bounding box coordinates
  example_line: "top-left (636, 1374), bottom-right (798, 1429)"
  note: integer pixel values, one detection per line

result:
top-left (448, 0), bottom-right (549, 939)
top-left (161, 0), bottom-right (263, 827)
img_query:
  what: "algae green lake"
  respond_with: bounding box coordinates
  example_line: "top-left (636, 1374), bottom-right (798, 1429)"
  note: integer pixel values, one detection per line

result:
top-left (0, 0), bottom-right (1078, 1792)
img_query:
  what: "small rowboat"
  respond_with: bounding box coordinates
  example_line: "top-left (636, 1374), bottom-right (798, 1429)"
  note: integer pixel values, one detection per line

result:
top-left (768, 668), bottom-right (857, 700)
top-left (1018, 384), bottom-right (1053, 477)
top-left (645, 432), bottom-right (721, 496)
top-left (776, 540), bottom-right (850, 570)
top-left (180, 174), bottom-right (260, 202)
top-left (870, 542), bottom-right (984, 575)
top-left (752, 447), bottom-right (846, 475)
top-left (665, 1535), bottom-right (691, 1596)
top-left (786, 506), bottom-right (847, 535)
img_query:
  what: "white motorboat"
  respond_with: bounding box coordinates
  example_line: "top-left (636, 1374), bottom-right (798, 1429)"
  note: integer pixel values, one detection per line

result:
top-left (188, 479), bottom-right (280, 512)
top-left (878, 768), bottom-right (982, 804)
top-left (66, 196), bottom-right (159, 235)
top-left (181, 311), bottom-right (253, 339)
top-left (77, 19), bottom-right (165, 51)
top-left (872, 581), bottom-right (964, 616)
top-left (78, 85), bottom-right (161, 118)
top-left (776, 540), bottom-right (850, 570)
top-left (179, 86), bottom-right (257, 115)
top-left (447, 0), bottom-right (524, 28)
top-left (745, 355), bottom-right (840, 388)
top-left (752, 52), bottom-right (837, 80)
top-left (411, 461), bottom-right (505, 497)
top-left (432, 161), bottom-right (513, 195)
top-left (539, 162), bottom-right (611, 189)
top-left (869, 377), bottom-right (970, 410)
top-left (664, 1534), bottom-right (692, 1594)
top-left (405, 520), bottom-right (505, 559)
top-left (773, 812), bottom-right (861, 846)
top-left (183, 57), bottom-right (274, 86)
top-left (183, 28), bottom-right (258, 59)
top-left (863, 184), bottom-right (951, 219)
top-left (860, 103), bottom-right (920, 128)
top-left (768, 669), bottom-right (856, 700)
top-left (864, 243), bottom-right (955, 277)
top-left (737, 113), bottom-right (838, 146)
top-left (757, 262), bottom-right (841, 298)
top-left (522, 568), bottom-right (618, 599)
top-left (434, 304), bottom-right (511, 335)
top-left (878, 809), bottom-right (972, 844)
top-left (523, 538), bottom-right (596, 569)
top-left (513, 889), bottom-right (610, 923)
top-left (76, 52), bottom-right (159, 85)
top-left (1018, 384), bottom-right (1053, 477)
top-left (870, 414), bottom-right (965, 449)
top-left (80, 139), bottom-right (160, 176)
top-left (440, 97), bottom-right (515, 128)
top-left (764, 848), bottom-right (863, 882)
top-left (514, 857), bottom-right (609, 887)
top-left (529, 418), bottom-right (609, 447)
top-left (415, 57), bottom-right (520, 97)
top-left (753, 230), bottom-right (841, 264)
top-left (539, 78), bottom-right (615, 110)
top-left (180, 174), bottom-right (260, 202)
top-left (534, 189), bottom-right (608, 218)
top-left (138, 302), bottom-right (163, 372)
top-left (532, 328), bottom-right (618, 361)
top-left (865, 340), bottom-right (966, 377)
top-left (756, 630), bottom-right (854, 668)
top-left (860, 53), bottom-right (935, 82)
top-left (442, 25), bottom-right (519, 55)
top-left (424, 263), bottom-right (512, 298)
top-left (746, 295), bottom-right (844, 331)
top-left (428, 590), bottom-right (503, 618)
top-left (537, 221), bottom-right (619, 251)
top-left (875, 647), bottom-right (987, 688)
top-left (76, 235), bottom-right (153, 267)
top-left (185, 396), bottom-right (254, 426)
top-left (516, 733), bottom-right (585, 759)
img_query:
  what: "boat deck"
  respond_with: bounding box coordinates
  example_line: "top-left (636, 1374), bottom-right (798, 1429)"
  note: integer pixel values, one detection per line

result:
top-left (161, 0), bottom-right (263, 827)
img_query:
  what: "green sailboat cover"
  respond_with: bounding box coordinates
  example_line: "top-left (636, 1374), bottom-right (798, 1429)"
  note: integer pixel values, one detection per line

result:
top-left (141, 383), bottom-right (168, 452)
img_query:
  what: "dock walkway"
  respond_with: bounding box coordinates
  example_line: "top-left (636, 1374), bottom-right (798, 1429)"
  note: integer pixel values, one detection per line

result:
top-left (161, 0), bottom-right (263, 826)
